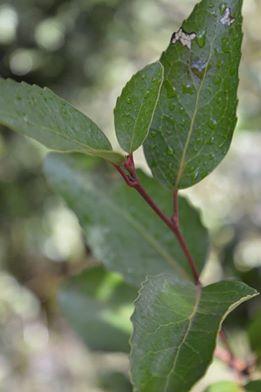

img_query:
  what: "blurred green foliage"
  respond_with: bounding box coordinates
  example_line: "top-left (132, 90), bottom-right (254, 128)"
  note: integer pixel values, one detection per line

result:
top-left (0, 0), bottom-right (260, 391)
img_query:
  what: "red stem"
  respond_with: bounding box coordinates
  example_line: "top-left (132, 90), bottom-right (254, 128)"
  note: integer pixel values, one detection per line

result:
top-left (172, 190), bottom-right (179, 227)
top-left (113, 156), bottom-right (201, 286)
top-left (215, 346), bottom-right (252, 381)
top-left (113, 155), bottom-right (253, 379)
top-left (220, 329), bottom-right (234, 361)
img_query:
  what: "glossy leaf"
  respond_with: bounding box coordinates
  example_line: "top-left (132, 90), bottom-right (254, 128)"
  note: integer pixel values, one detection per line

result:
top-left (204, 382), bottom-right (243, 392)
top-left (44, 153), bottom-right (209, 286)
top-left (0, 78), bottom-right (123, 164)
top-left (58, 266), bottom-right (136, 352)
top-left (130, 274), bottom-right (258, 392)
top-left (114, 62), bottom-right (164, 152)
top-left (144, 0), bottom-right (243, 189)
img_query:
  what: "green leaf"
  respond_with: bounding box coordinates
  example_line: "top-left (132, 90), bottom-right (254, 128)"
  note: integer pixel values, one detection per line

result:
top-left (205, 380), bottom-right (261, 392)
top-left (144, 0), bottom-right (243, 189)
top-left (204, 381), bottom-right (243, 392)
top-left (58, 266), bottom-right (136, 352)
top-left (44, 153), bottom-right (209, 286)
top-left (98, 371), bottom-right (132, 392)
top-left (114, 62), bottom-right (164, 152)
top-left (245, 381), bottom-right (261, 392)
top-left (0, 78), bottom-right (123, 164)
top-left (248, 311), bottom-right (261, 358)
top-left (130, 274), bottom-right (258, 392)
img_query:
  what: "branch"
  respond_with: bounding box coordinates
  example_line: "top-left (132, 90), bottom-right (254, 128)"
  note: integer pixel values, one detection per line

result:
top-left (113, 155), bottom-right (201, 285)
top-left (171, 190), bottom-right (179, 227)
top-left (113, 155), bottom-right (253, 379)
top-left (215, 346), bottom-right (254, 381)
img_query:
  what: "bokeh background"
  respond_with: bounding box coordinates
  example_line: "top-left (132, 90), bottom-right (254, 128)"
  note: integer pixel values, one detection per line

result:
top-left (0, 0), bottom-right (260, 391)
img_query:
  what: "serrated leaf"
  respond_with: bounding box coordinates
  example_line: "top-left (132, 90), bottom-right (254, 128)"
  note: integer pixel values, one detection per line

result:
top-left (130, 274), bottom-right (258, 392)
top-left (58, 266), bottom-right (136, 352)
top-left (0, 78), bottom-right (123, 164)
top-left (114, 62), bottom-right (164, 152)
top-left (204, 381), bottom-right (244, 392)
top-left (44, 153), bottom-right (209, 286)
top-left (144, 0), bottom-right (243, 189)
top-left (245, 381), bottom-right (261, 392)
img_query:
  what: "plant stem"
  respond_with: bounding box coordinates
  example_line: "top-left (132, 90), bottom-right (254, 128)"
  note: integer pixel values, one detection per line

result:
top-left (220, 329), bottom-right (234, 361)
top-left (113, 156), bottom-right (201, 286)
top-left (172, 190), bottom-right (179, 227)
top-left (113, 156), bottom-right (252, 380)
top-left (215, 346), bottom-right (252, 381)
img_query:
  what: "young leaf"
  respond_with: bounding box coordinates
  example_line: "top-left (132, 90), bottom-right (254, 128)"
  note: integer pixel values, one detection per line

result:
top-left (44, 153), bottom-right (209, 286)
top-left (144, 0), bottom-right (243, 189)
top-left (130, 274), bottom-right (258, 392)
top-left (0, 78), bottom-right (123, 164)
top-left (204, 381), bottom-right (243, 392)
top-left (114, 62), bottom-right (164, 152)
top-left (58, 266), bottom-right (136, 352)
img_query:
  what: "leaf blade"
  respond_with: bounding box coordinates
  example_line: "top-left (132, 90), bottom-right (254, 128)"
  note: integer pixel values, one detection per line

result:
top-left (130, 274), bottom-right (258, 392)
top-left (59, 266), bottom-right (136, 352)
top-left (0, 78), bottom-right (123, 164)
top-left (144, 0), bottom-right (243, 189)
top-left (204, 381), bottom-right (244, 392)
top-left (44, 153), bottom-right (209, 286)
top-left (245, 381), bottom-right (261, 392)
top-left (114, 62), bottom-right (164, 152)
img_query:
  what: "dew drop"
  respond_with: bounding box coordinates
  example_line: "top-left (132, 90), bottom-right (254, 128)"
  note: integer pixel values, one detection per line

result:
top-left (191, 60), bottom-right (207, 80)
top-left (167, 147), bottom-right (174, 156)
top-left (209, 118), bottom-right (217, 129)
top-left (182, 83), bottom-right (194, 95)
top-left (196, 31), bottom-right (206, 48)
top-left (194, 169), bottom-right (200, 180)
top-left (219, 3), bottom-right (227, 14)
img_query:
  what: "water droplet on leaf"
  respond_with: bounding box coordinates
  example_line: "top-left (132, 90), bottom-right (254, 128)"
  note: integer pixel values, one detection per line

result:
top-left (196, 31), bottom-right (206, 48)
top-left (182, 83), bottom-right (194, 95)
top-left (220, 3), bottom-right (227, 14)
top-left (191, 61), bottom-right (207, 80)
top-left (209, 118), bottom-right (217, 129)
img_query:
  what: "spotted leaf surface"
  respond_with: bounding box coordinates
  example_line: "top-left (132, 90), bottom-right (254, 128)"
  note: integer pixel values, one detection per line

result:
top-left (130, 274), bottom-right (258, 392)
top-left (114, 62), bottom-right (164, 152)
top-left (44, 153), bottom-right (209, 286)
top-left (0, 78), bottom-right (123, 164)
top-left (144, 0), bottom-right (243, 189)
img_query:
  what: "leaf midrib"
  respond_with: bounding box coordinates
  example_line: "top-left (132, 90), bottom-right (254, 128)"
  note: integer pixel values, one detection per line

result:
top-left (164, 285), bottom-right (202, 392)
top-left (0, 109), bottom-right (110, 154)
top-left (172, 27), bottom-right (218, 189)
top-left (129, 64), bottom-right (164, 152)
